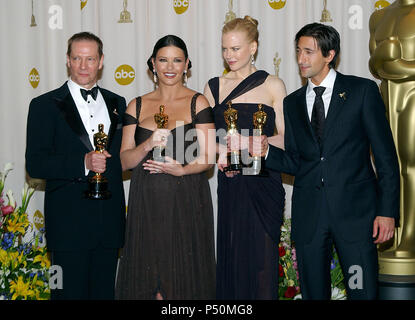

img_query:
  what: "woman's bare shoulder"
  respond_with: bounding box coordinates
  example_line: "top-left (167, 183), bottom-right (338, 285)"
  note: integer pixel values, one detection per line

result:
top-left (265, 74), bottom-right (286, 89)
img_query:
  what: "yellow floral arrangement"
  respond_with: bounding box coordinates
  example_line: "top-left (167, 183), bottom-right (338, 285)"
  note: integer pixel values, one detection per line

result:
top-left (0, 163), bottom-right (50, 300)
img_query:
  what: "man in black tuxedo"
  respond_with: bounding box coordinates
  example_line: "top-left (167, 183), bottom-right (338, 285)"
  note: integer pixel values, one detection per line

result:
top-left (264, 23), bottom-right (400, 299)
top-left (25, 32), bottom-right (126, 299)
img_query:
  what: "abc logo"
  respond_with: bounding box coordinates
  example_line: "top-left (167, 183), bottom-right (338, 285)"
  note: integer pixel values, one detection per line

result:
top-left (114, 64), bottom-right (135, 86)
top-left (33, 210), bottom-right (45, 231)
top-left (173, 0), bottom-right (189, 14)
top-left (375, 0), bottom-right (390, 9)
top-left (81, 0), bottom-right (88, 10)
top-left (268, 0), bottom-right (286, 10)
top-left (29, 68), bottom-right (40, 88)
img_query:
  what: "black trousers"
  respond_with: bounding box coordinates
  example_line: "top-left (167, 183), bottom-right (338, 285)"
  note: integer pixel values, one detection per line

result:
top-left (295, 190), bottom-right (378, 300)
top-left (50, 244), bottom-right (118, 300)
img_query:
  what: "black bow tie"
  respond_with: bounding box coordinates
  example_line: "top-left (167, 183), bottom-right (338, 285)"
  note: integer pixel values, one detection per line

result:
top-left (80, 86), bottom-right (99, 101)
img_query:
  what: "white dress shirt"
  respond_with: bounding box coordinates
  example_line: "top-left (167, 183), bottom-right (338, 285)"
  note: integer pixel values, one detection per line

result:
top-left (265, 68), bottom-right (337, 159)
top-left (67, 78), bottom-right (111, 175)
top-left (306, 68), bottom-right (337, 120)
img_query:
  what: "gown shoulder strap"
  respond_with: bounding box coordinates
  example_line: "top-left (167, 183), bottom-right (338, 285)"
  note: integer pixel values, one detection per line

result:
top-left (190, 92), bottom-right (202, 125)
top-left (135, 96), bottom-right (142, 123)
top-left (207, 77), bottom-right (220, 106)
top-left (222, 70), bottom-right (269, 106)
top-left (122, 97), bottom-right (141, 126)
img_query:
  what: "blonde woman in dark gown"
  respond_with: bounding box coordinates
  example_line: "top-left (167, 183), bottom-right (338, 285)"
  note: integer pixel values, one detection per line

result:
top-left (204, 16), bottom-right (287, 300)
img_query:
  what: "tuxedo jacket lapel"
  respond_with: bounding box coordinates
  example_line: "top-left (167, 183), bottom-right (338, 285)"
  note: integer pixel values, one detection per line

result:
top-left (323, 73), bottom-right (347, 143)
top-left (100, 89), bottom-right (119, 151)
top-left (54, 83), bottom-right (120, 152)
top-left (295, 73), bottom-right (348, 151)
top-left (296, 86), bottom-right (320, 147)
top-left (55, 83), bottom-right (93, 151)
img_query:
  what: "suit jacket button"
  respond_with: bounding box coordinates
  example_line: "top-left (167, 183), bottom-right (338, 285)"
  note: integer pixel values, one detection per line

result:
top-left (320, 157), bottom-right (325, 161)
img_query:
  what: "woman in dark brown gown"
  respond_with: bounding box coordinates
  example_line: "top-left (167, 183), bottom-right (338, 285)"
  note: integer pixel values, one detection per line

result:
top-left (115, 35), bottom-right (216, 300)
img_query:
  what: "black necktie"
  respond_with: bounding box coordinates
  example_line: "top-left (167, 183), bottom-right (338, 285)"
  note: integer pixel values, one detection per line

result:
top-left (80, 86), bottom-right (98, 101)
top-left (311, 86), bottom-right (326, 144)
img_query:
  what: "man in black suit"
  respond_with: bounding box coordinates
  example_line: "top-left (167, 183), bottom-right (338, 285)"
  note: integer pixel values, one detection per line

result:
top-left (264, 23), bottom-right (400, 299)
top-left (25, 32), bottom-right (126, 299)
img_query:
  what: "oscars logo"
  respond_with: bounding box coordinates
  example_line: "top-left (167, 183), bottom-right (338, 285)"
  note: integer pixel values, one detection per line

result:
top-left (29, 68), bottom-right (40, 89)
top-left (118, 0), bottom-right (133, 23)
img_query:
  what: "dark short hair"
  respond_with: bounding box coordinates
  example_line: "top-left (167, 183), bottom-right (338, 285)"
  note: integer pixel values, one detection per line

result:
top-left (147, 35), bottom-right (192, 74)
top-left (295, 23), bottom-right (340, 69)
top-left (67, 32), bottom-right (103, 58)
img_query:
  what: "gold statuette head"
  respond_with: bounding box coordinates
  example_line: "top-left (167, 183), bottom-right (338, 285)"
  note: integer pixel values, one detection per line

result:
top-left (154, 105), bottom-right (169, 129)
top-left (94, 124), bottom-right (108, 152)
top-left (224, 100), bottom-right (238, 133)
top-left (253, 104), bottom-right (267, 135)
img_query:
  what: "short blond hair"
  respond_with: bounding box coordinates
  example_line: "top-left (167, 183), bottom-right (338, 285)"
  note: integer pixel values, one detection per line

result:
top-left (222, 15), bottom-right (259, 45)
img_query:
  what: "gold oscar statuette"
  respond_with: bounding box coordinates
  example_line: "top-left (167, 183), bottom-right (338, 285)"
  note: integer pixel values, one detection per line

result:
top-left (320, 0), bottom-right (333, 23)
top-left (248, 104), bottom-right (269, 176)
top-left (152, 105), bottom-right (168, 162)
top-left (224, 100), bottom-right (242, 172)
top-left (369, 0), bottom-right (415, 277)
top-left (30, 0), bottom-right (37, 27)
top-left (224, 0), bottom-right (236, 24)
top-left (274, 52), bottom-right (281, 77)
top-left (118, 0), bottom-right (132, 23)
top-left (85, 124), bottom-right (111, 200)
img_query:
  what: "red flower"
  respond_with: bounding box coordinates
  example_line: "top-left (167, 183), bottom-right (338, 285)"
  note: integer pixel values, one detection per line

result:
top-left (278, 246), bottom-right (286, 257)
top-left (284, 286), bottom-right (297, 298)
top-left (279, 264), bottom-right (284, 277)
top-left (1, 205), bottom-right (14, 216)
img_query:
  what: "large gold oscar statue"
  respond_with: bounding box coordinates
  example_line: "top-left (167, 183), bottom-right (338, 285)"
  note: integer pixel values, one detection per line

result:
top-left (224, 0), bottom-right (236, 24)
top-left (369, 0), bottom-right (415, 276)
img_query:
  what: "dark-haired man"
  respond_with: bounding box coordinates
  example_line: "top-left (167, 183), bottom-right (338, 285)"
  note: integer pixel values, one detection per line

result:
top-left (264, 23), bottom-right (400, 299)
top-left (25, 32), bottom-right (126, 299)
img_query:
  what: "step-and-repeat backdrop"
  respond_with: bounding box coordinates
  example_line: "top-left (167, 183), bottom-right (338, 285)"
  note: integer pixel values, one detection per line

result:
top-left (0, 0), bottom-right (393, 244)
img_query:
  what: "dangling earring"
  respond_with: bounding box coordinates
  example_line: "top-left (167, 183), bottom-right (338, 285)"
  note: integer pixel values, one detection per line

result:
top-left (153, 69), bottom-right (158, 84)
top-left (183, 70), bottom-right (188, 86)
top-left (251, 54), bottom-right (255, 65)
